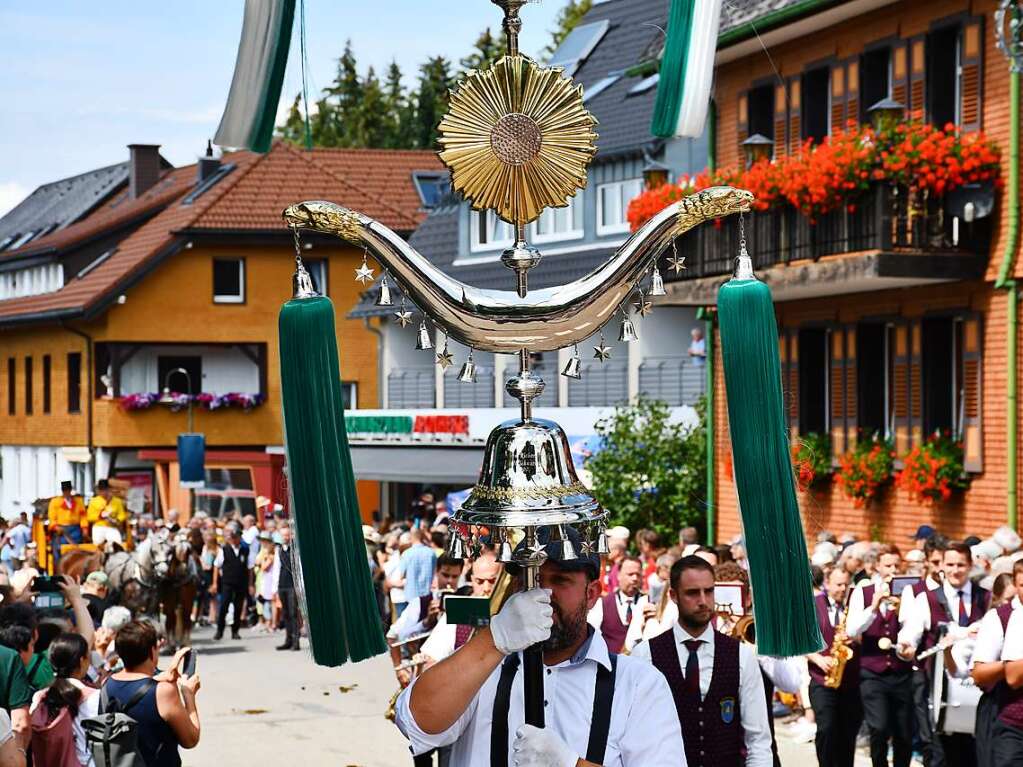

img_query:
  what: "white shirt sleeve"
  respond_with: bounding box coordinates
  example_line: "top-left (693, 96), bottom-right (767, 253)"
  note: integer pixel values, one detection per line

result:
top-left (1002, 610), bottom-right (1023, 662)
top-left (388, 598), bottom-right (422, 641)
top-left (739, 643), bottom-right (774, 767)
top-left (898, 584), bottom-right (917, 625)
top-left (897, 592), bottom-right (930, 649)
top-left (759, 655), bottom-right (803, 694)
top-left (624, 602), bottom-right (648, 652)
top-left (845, 585), bottom-right (875, 639)
top-left (0, 708), bottom-right (11, 746)
top-left (587, 597), bottom-right (604, 632)
top-left (421, 615), bottom-right (458, 663)
top-left (213, 549), bottom-right (224, 569)
top-left (617, 660), bottom-right (688, 767)
top-left (394, 675), bottom-right (480, 756)
top-left (973, 609), bottom-right (1007, 664)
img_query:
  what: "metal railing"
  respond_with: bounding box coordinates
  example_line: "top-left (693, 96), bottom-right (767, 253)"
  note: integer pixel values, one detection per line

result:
top-left (567, 362), bottom-right (628, 407)
top-left (443, 366), bottom-right (496, 408)
top-left (387, 368), bottom-right (436, 409)
top-left (638, 356), bottom-right (705, 405)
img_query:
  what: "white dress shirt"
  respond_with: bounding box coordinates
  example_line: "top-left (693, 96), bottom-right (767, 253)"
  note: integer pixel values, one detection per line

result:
top-left (760, 656), bottom-right (804, 694)
top-left (631, 623), bottom-right (773, 767)
top-left (588, 590), bottom-right (648, 631)
top-left (395, 630), bottom-right (686, 767)
top-left (899, 581), bottom-right (976, 648)
top-left (625, 599), bottom-right (678, 652)
top-left (1000, 601), bottom-right (1023, 661)
top-left (388, 595), bottom-right (429, 643)
top-left (420, 612), bottom-right (459, 662)
top-left (970, 597), bottom-right (1020, 665)
top-left (846, 578), bottom-right (908, 640)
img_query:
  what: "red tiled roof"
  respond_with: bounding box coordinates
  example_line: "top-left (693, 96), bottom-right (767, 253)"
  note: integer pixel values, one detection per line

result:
top-left (0, 142), bottom-right (444, 324)
top-left (189, 142), bottom-right (443, 233)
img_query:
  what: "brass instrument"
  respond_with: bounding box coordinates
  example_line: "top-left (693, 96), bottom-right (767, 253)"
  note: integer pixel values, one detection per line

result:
top-left (385, 655), bottom-right (428, 722)
top-left (882, 577), bottom-right (901, 610)
top-left (824, 610), bottom-right (853, 688)
top-left (732, 615), bottom-right (756, 644)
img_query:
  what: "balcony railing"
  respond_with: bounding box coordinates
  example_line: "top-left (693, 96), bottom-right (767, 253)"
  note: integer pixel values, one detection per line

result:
top-left (567, 362), bottom-right (628, 407)
top-left (677, 182), bottom-right (992, 279)
top-left (387, 368), bottom-right (435, 409)
top-left (638, 356), bottom-right (705, 406)
top-left (443, 366), bottom-right (496, 408)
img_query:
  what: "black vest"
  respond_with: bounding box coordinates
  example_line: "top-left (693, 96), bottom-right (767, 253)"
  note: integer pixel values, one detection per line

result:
top-left (221, 543), bottom-right (249, 587)
top-left (278, 544), bottom-right (295, 591)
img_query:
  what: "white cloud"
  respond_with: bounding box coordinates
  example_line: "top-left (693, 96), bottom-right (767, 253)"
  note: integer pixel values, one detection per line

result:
top-left (0, 182), bottom-right (29, 218)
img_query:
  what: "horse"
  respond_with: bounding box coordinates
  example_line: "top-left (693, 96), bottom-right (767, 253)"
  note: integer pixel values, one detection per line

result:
top-left (159, 533), bottom-right (200, 654)
top-left (56, 548), bottom-right (104, 582)
top-left (105, 533), bottom-right (176, 616)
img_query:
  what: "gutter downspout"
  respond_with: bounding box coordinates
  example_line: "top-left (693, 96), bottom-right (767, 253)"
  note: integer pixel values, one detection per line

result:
top-left (61, 322), bottom-right (94, 481)
top-left (995, 70), bottom-right (1021, 529)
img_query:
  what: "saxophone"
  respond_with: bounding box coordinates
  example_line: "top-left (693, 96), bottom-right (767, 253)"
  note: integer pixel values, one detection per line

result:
top-left (824, 610), bottom-right (853, 688)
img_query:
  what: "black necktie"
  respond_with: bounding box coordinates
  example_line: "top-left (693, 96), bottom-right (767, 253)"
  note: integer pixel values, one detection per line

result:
top-left (684, 639), bottom-right (701, 696)
top-left (624, 596), bottom-right (633, 624)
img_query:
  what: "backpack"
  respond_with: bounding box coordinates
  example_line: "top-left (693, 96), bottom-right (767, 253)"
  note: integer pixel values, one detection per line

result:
top-left (81, 679), bottom-right (155, 767)
top-left (30, 700), bottom-right (79, 767)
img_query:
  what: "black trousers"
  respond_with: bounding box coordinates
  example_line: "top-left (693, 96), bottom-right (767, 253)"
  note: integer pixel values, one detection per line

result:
top-left (810, 680), bottom-right (863, 767)
top-left (992, 720), bottom-right (1023, 767)
top-left (216, 583), bottom-right (247, 635)
top-left (279, 588), bottom-right (300, 648)
top-left (861, 668), bottom-right (914, 767)
top-left (976, 689), bottom-right (999, 767)
top-left (913, 667), bottom-right (938, 766)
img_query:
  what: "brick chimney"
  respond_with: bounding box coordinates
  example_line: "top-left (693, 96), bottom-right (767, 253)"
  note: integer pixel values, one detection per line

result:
top-left (128, 144), bottom-right (162, 198)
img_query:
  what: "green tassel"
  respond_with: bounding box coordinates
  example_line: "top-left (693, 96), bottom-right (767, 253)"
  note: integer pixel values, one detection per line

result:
top-left (717, 264), bottom-right (823, 657)
top-left (278, 295), bottom-right (386, 666)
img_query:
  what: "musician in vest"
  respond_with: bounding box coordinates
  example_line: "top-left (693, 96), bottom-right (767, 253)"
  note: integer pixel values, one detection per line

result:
top-left (212, 523), bottom-right (252, 641)
top-left (588, 556), bottom-right (647, 654)
top-left (805, 567), bottom-right (861, 767)
top-left (898, 542), bottom-right (991, 767)
top-left (631, 555), bottom-right (773, 767)
top-left (904, 535), bottom-right (950, 767)
top-left (395, 526), bottom-right (684, 767)
top-left (412, 555), bottom-right (496, 672)
top-left (846, 544), bottom-right (914, 767)
top-left (969, 559), bottom-right (1023, 767)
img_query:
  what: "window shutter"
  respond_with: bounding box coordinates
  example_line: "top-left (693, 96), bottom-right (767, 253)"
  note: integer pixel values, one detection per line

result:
top-left (960, 19), bottom-right (983, 132)
top-left (892, 42), bottom-right (909, 107)
top-left (788, 77), bottom-right (801, 154)
top-left (892, 321), bottom-right (911, 455)
top-left (960, 312), bottom-right (983, 472)
top-left (909, 36), bottom-right (927, 120)
top-left (774, 83), bottom-right (788, 158)
top-left (845, 325), bottom-right (858, 448)
top-left (785, 328), bottom-right (799, 437)
top-left (830, 64), bottom-right (847, 134)
top-left (909, 319), bottom-right (923, 448)
top-left (830, 328), bottom-right (847, 459)
top-left (738, 92), bottom-right (749, 163)
top-left (845, 59), bottom-right (860, 130)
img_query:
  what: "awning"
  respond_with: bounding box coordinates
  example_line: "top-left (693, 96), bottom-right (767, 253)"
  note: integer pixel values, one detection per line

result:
top-left (350, 445), bottom-right (485, 484)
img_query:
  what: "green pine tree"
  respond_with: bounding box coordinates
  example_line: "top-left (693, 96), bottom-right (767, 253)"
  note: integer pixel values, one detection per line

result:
top-left (413, 56), bottom-right (453, 149)
top-left (277, 93), bottom-right (308, 146)
top-left (543, 0), bottom-right (593, 61)
top-left (460, 27), bottom-right (506, 72)
top-left (355, 67), bottom-right (389, 148)
top-left (325, 40), bottom-right (364, 146)
top-left (382, 60), bottom-right (416, 149)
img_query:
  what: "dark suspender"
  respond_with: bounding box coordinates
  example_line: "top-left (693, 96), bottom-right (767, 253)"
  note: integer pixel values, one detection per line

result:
top-left (489, 652), bottom-right (618, 767)
top-left (491, 654), bottom-right (520, 767)
top-left (585, 654), bottom-right (618, 764)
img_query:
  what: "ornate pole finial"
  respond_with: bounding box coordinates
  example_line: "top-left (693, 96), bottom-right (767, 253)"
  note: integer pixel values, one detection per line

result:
top-left (491, 0), bottom-right (529, 56)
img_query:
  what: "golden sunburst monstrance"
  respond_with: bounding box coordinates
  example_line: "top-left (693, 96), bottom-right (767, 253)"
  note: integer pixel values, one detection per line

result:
top-left (438, 55), bottom-right (598, 227)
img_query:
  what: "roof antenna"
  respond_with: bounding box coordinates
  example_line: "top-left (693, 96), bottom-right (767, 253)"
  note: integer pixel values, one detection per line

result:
top-left (205, 140), bottom-right (214, 158)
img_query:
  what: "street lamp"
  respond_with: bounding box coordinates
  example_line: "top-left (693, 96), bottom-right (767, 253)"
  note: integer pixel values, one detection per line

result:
top-left (742, 133), bottom-right (774, 167)
top-left (867, 97), bottom-right (906, 131)
top-left (159, 367), bottom-right (194, 433)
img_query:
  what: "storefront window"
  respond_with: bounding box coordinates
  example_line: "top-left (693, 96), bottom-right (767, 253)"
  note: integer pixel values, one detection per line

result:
top-left (192, 466), bottom-right (256, 518)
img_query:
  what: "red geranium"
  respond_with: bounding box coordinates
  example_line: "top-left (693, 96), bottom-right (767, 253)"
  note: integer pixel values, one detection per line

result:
top-left (894, 431), bottom-right (970, 506)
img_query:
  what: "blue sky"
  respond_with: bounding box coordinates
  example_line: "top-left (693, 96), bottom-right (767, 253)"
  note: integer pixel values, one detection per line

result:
top-left (0, 1), bottom-right (563, 215)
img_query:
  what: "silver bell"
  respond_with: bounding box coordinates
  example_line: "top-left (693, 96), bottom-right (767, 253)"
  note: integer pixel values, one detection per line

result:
top-left (650, 266), bottom-right (666, 296)
top-left (561, 353), bottom-right (582, 379)
top-left (448, 533), bottom-right (466, 559)
top-left (458, 352), bottom-right (478, 383)
top-left (376, 277), bottom-right (393, 306)
top-left (415, 321), bottom-right (433, 351)
top-left (560, 534), bottom-right (578, 561)
top-left (499, 538), bottom-right (514, 563)
top-left (618, 316), bottom-right (639, 343)
top-left (596, 528), bottom-right (609, 555)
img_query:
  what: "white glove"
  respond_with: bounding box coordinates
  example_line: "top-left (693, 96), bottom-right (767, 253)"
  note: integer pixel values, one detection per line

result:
top-left (490, 588), bottom-right (553, 655)
top-left (512, 724), bottom-right (577, 767)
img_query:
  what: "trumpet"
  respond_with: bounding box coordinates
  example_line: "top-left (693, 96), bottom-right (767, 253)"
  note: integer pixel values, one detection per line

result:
top-left (731, 615), bottom-right (756, 644)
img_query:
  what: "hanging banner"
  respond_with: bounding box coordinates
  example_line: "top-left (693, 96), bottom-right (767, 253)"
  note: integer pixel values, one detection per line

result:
top-left (177, 434), bottom-right (206, 488)
top-left (214, 0), bottom-right (297, 153)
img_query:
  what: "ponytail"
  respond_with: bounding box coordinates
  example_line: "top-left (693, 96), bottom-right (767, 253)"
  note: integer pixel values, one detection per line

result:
top-left (43, 632), bottom-right (89, 721)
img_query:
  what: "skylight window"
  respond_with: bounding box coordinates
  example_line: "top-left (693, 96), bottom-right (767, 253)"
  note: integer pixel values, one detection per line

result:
top-left (629, 73), bottom-right (660, 95)
top-left (548, 19), bottom-right (610, 76)
top-left (412, 171), bottom-right (450, 208)
top-left (583, 74), bottom-right (622, 103)
top-left (8, 231), bottom-right (37, 250)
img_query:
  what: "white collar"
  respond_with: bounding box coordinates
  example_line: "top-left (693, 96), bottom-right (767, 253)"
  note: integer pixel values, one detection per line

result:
top-left (1013, 596), bottom-right (1023, 610)
top-left (672, 621), bottom-right (715, 648)
top-left (944, 580), bottom-right (972, 599)
top-left (548, 627), bottom-right (612, 672)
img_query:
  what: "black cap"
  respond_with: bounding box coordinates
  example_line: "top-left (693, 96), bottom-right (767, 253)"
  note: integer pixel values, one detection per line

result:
top-left (60, 481), bottom-right (73, 492)
top-left (911, 524), bottom-right (936, 540)
top-left (963, 535), bottom-right (982, 547)
top-left (506, 525), bottom-right (600, 581)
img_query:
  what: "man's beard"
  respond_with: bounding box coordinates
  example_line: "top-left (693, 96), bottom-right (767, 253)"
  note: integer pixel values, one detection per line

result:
top-left (543, 599), bottom-right (588, 652)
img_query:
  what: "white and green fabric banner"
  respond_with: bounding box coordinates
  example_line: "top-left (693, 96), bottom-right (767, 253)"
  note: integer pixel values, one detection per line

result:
top-left (651, 0), bottom-right (722, 139)
top-left (214, 0), bottom-right (297, 153)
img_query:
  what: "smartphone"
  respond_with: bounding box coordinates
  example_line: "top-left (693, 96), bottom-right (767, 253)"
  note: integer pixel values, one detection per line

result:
top-left (179, 649), bottom-right (197, 677)
top-left (33, 575), bottom-right (62, 593)
top-left (34, 593), bottom-right (64, 609)
top-left (444, 596), bottom-right (491, 627)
